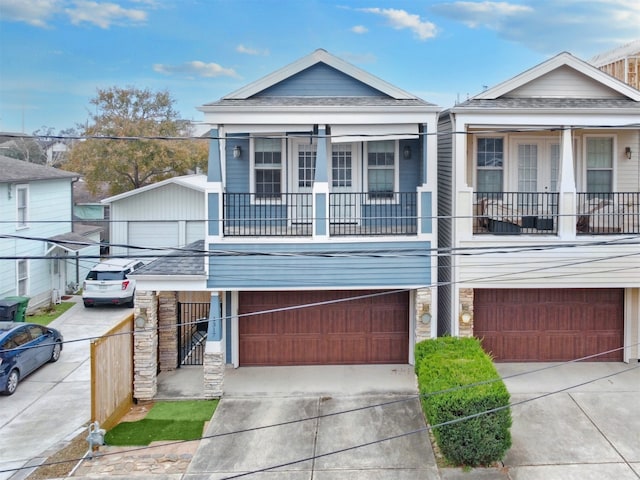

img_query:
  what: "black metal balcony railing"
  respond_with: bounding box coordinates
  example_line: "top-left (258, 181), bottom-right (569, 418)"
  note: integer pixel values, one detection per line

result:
top-left (473, 192), bottom-right (559, 235)
top-left (577, 192), bottom-right (640, 234)
top-left (329, 192), bottom-right (417, 236)
top-left (223, 193), bottom-right (313, 236)
top-left (222, 192), bottom-right (418, 237)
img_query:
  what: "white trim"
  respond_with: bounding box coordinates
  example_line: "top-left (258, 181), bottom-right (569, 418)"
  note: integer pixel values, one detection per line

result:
top-left (363, 140), bottom-right (399, 200)
top-left (102, 174), bottom-right (208, 204)
top-left (16, 259), bottom-right (29, 296)
top-left (249, 135), bottom-right (287, 201)
top-left (581, 134), bottom-right (617, 193)
top-left (473, 52), bottom-right (640, 101)
top-left (232, 291), bottom-right (239, 368)
top-left (16, 184), bottom-right (28, 229)
top-left (222, 49), bottom-right (417, 100)
top-left (331, 124), bottom-right (419, 143)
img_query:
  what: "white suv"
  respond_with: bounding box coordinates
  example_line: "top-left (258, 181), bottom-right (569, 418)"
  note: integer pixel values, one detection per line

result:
top-left (82, 259), bottom-right (144, 308)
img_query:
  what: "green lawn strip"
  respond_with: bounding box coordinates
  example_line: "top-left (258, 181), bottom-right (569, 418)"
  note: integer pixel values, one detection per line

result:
top-left (27, 302), bottom-right (75, 326)
top-left (105, 400), bottom-right (218, 446)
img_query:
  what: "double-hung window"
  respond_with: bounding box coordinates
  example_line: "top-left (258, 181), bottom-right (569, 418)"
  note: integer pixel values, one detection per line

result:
top-left (477, 138), bottom-right (504, 192)
top-left (16, 185), bottom-right (28, 228)
top-left (367, 140), bottom-right (395, 198)
top-left (254, 137), bottom-right (282, 199)
top-left (17, 260), bottom-right (28, 296)
top-left (586, 137), bottom-right (613, 195)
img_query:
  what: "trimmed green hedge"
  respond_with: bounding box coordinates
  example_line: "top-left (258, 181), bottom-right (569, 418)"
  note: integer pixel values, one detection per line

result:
top-left (416, 337), bottom-right (512, 467)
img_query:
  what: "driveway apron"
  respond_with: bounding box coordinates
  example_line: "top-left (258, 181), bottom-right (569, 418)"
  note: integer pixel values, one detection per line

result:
top-left (185, 394), bottom-right (438, 480)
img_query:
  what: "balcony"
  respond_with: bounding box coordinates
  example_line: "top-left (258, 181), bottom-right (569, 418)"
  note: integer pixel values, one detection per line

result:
top-left (576, 192), bottom-right (640, 234)
top-left (473, 192), bottom-right (640, 235)
top-left (473, 192), bottom-right (559, 235)
top-left (223, 192), bottom-right (417, 237)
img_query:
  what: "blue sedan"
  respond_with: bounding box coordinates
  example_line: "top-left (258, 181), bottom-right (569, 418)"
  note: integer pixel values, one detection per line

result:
top-left (0, 322), bottom-right (63, 395)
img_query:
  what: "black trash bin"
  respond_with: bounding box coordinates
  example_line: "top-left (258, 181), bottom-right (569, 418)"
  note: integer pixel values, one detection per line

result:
top-left (0, 299), bottom-right (20, 321)
top-left (4, 296), bottom-right (30, 322)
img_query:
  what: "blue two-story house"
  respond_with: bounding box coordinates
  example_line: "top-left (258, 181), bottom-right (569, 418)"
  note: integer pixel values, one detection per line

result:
top-left (131, 50), bottom-right (439, 399)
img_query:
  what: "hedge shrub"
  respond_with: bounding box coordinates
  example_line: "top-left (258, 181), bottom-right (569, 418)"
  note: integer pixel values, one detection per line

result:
top-left (416, 337), bottom-right (512, 467)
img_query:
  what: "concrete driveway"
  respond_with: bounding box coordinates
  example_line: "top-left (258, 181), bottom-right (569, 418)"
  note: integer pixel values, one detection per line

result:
top-left (0, 297), bottom-right (132, 480)
top-left (497, 362), bottom-right (640, 480)
top-left (185, 365), bottom-right (439, 480)
top-left (185, 363), bottom-right (640, 480)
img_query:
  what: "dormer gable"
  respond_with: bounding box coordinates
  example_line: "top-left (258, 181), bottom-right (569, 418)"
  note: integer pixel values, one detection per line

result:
top-left (472, 52), bottom-right (640, 102)
top-left (220, 49), bottom-right (416, 101)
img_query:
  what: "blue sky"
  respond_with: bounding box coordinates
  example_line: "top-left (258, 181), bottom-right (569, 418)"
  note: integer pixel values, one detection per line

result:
top-left (1, 0), bottom-right (639, 134)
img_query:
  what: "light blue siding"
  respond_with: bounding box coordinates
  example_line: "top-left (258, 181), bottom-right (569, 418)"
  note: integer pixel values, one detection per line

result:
top-left (421, 192), bottom-right (432, 234)
top-left (208, 193), bottom-right (219, 236)
top-left (207, 129), bottom-right (222, 182)
top-left (256, 64), bottom-right (387, 97)
top-left (315, 193), bottom-right (327, 236)
top-left (226, 136), bottom-right (250, 192)
top-left (207, 241), bottom-right (430, 289)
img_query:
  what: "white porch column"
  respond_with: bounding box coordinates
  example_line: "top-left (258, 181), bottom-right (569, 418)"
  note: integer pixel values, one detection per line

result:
top-left (313, 125), bottom-right (330, 239)
top-left (558, 127), bottom-right (577, 239)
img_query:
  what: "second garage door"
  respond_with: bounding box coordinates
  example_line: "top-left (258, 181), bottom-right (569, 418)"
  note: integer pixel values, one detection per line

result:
top-left (239, 290), bottom-right (409, 366)
top-left (474, 288), bottom-right (624, 362)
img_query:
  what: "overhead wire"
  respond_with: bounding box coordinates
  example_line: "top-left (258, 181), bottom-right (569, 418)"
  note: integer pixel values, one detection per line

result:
top-left (1, 358), bottom-right (637, 476)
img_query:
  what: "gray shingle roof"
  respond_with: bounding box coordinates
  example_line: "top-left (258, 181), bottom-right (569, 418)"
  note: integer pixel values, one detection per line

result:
top-left (132, 240), bottom-right (206, 276)
top-left (0, 154), bottom-right (79, 182)
top-left (204, 96), bottom-right (436, 108)
top-left (455, 97), bottom-right (640, 111)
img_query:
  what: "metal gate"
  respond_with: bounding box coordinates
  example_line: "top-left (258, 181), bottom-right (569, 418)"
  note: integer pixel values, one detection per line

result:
top-left (177, 302), bottom-right (210, 366)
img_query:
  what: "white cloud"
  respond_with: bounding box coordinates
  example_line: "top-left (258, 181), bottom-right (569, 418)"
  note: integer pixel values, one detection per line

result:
top-left (65, 1), bottom-right (147, 28)
top-left (236, 44), bottom-right (269, 56)
top-left (351, 25), bottom-right (368, 34)
top-left (359, 7), bottom-right (437, 40)
top-left (432, 0), bottom-right (640, 56)
top-left (434, 1), bottom-right (532, 28)
top-left (0, 0), bottom-right (60, 27)
top-left (153, 61), bottom-right (240, 79)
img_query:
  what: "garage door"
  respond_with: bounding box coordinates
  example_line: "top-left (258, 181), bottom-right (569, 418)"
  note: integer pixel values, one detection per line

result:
top-left (474, 289), bottom-right (623, 362)
top-left (239, 290), bottom-right (409, 366)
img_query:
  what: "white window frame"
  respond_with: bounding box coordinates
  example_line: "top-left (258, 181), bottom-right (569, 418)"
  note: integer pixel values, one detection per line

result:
top-left (582, 134), bottom-right (616, 194)
top-left (16, 184), bottom-right (29, 229)
top-left (17, 259), bottom-right (28, 296)
top-left (474, 135), bottom-right (506, 193)
top-left (363, 140), bottom-right (399, 203)
top-left (249, 135), bottom-right (286, 204)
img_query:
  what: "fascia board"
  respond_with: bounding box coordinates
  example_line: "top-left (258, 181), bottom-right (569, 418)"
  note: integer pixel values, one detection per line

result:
top-left (454, 111), bottom-right (640, 128)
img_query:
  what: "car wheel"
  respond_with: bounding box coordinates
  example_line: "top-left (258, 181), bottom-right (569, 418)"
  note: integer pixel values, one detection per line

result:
top-left (50, 342), bottom-right (62, 363)
top-left (4, 370), bottom-right (19, 395)
top-left (126, 293), bottom-right (135, 308)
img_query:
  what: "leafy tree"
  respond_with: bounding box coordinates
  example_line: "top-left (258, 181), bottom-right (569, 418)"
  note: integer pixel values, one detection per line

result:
top-left (0, 135), bottom-right (45, 164)
top-left (64, 86), bottom-right (208, 195)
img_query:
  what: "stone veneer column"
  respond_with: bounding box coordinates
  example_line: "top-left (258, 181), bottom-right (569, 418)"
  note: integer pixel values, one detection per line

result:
top-left (133, 290), bottom-right (158, 401)
top-left (414, 288), bottom-right (433, 343)
top-left (458, 288), bottom-right (474, 338)
top-left (158, 291), bottom-right (178, 372)
top-left (203, 343), bottom-right (224, 398)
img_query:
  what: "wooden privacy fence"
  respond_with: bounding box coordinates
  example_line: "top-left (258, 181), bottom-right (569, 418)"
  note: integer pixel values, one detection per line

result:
top-left (90, 314), bottom-right (134, 430)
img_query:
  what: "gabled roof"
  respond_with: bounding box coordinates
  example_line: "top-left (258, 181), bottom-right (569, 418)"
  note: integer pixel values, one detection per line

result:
top-left (0, 154), bottom-right (79, 182)
top-left (102, 174), bottom-right (207, 204)
top-left (471, 52), bottom-right (640, 102)
top-left (213, 49), bottom-right (419, 101)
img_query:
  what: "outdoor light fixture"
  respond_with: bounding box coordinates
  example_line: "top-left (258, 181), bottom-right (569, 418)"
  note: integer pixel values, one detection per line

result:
top-left (403, 145), bottom-right (412, 159)
top-left (421, 311), bottom-right (432, 324)
top-left (233, 145), bottom-right (242, 159)
top-left (460, 309), bottom-right (472, 324)
top-left (625, 146), bottom-right (632, 160)
top-left (135, 308), bottom-right (147, 328)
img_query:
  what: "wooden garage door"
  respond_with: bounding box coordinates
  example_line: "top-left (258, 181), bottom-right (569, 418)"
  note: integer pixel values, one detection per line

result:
top-left (474, 289), bottom-right (624, 362)
top-left (239, 290), bottom-right (409, 366)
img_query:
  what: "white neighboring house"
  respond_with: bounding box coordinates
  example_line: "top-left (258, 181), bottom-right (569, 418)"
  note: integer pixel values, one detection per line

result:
top-left (0, 155), bottom-right (101, 310)
top-left (102, 174), bottom-right (207, 258)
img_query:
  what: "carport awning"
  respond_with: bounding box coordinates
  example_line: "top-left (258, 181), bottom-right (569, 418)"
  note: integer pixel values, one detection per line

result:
top-left (45, 232), bottom-right (96, 254)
